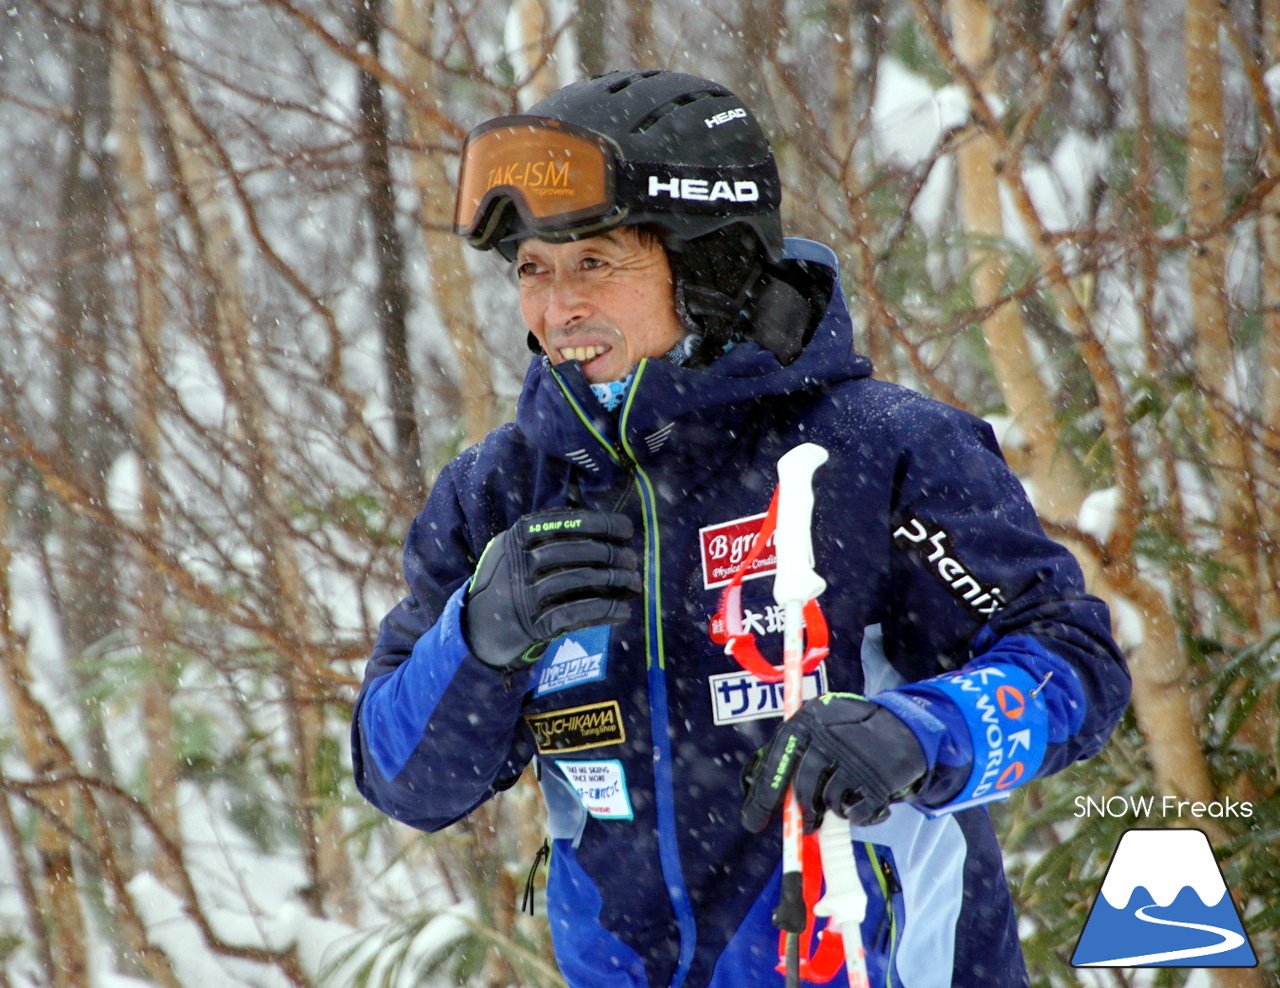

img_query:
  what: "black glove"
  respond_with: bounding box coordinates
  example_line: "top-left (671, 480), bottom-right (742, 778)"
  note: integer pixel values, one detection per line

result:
top-left (740, 694), bottom-right (927, 833)
top-left (463, 509), bottom-right (641, 669)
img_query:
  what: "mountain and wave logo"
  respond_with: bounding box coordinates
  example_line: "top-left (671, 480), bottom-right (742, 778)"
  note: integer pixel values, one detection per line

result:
top-left (1072, 828), bottom-right (1256, 968)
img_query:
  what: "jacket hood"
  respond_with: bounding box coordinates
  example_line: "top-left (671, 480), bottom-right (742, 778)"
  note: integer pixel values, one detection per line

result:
top-left (514, 238), bottom-right (873, 482)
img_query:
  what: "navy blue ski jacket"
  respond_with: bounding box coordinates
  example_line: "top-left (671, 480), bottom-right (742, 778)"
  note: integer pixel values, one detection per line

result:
top-left (352, 239), bottom-right (1130, 987)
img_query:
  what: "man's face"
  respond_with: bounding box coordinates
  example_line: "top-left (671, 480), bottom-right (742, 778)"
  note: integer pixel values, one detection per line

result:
top-left (516, 229), bottom-right (685, 385)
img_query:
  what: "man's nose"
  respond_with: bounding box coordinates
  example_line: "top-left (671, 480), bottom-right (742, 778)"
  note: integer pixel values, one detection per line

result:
top-left (542, 270), bottom-right (592, 328)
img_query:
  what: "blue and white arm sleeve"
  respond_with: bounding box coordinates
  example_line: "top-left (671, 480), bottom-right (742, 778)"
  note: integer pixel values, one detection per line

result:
top-left (353, 588), bottom-right (537, 832)
top-left (872, 632), bottom-right (1086, 813)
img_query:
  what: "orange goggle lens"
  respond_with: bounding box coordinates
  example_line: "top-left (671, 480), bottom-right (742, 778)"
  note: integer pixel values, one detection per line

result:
top-left (453, 116), bottom-right (615, 243)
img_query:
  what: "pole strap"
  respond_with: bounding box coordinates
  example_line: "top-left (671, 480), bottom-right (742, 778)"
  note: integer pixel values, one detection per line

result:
top-left (773, 831), bottom-right (848, 983)
top-left (710, 487), bottom-right (830, 681)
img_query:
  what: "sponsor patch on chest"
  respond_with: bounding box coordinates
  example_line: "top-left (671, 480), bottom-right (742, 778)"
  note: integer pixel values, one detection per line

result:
top-left (526, 700), bottom-right (626, 754)
top-left (556, 759), bottom-right (634, 820)
top-left (534, 626), bottom-right (610, 697)
top-left (699, 512), bottom-right (776, 589)
top-left (709, 664), bottom-right (829, 725)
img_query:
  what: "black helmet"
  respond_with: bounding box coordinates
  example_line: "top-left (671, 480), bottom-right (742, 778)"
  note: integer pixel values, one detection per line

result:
top-left (455, 70), bottom-right (822, 366)
top-left (453, 69), bottom-right (783, 261)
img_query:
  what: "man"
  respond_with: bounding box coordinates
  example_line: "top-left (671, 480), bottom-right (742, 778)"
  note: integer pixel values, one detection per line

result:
top-left (351, 69), bottom-right (1130, 987)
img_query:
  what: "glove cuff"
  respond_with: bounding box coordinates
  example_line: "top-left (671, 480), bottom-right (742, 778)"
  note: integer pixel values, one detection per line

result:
top-left (868, 691), bottom-right (969, 807)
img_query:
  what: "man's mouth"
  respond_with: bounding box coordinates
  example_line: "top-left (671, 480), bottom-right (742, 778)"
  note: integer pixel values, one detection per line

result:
top-left (558, 344), bottom-right (611, 364)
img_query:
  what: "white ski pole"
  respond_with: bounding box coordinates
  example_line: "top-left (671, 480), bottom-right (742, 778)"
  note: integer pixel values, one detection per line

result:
top-left (774, 443), bottom-right (871, 988)
top-left (815, 815), bottom-right (871, 987)
top-left (772, 444), bottom-right (828, 985)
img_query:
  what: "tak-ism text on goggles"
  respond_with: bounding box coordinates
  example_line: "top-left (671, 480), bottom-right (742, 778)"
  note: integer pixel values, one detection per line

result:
top-left (452, 115), bottom-right (781, 251)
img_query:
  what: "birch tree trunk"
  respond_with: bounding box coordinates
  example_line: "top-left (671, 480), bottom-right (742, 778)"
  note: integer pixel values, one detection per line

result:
top-left (395, 0), bottom-right (498, 449)
top-left (511, 0), bottom-right (562, 105)
top-left (0, 494), bottom-right (88, 988)
top-left (1258, 0), bottom-right (1280, 627)
top-left (947, 0), bottom-right (1088, 524)
top-left (109, 26), bottom-right (182, 888)
top-left (576, 0), bottom-right (607, 78)
top-left (355, 0), bottom-right (425, 505)
top-left (50, 1), bottom-right (137, 906)
top-left (828, 0), bottom-right (896, 376)
top-left (1123, 0), bottom-right (1197, 621)
top-left (627, 0), bottom-right (655, 66)
top-left (1185, 0), bottom-right (1262, 638)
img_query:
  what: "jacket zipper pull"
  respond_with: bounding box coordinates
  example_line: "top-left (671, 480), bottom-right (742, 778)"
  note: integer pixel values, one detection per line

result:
top-left (880, 855), bottom-right (902, 896)
top-left (875, 854), bottom-right (902, 949)
top-left (611, 468), bottom-right (637, 513)
top-left (521, 838), bottom-right (551, 916)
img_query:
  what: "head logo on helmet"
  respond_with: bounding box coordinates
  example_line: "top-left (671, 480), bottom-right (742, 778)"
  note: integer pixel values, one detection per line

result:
top-left (647, 176), bottom-right (760, 203)
top-left (705, 108), bottom-right (749, 129)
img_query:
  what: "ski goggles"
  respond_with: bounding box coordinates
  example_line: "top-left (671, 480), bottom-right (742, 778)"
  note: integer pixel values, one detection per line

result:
top-left (453, 115), bottom-right (781, 251)
top-left (453, 116), bottom-right (621, 249)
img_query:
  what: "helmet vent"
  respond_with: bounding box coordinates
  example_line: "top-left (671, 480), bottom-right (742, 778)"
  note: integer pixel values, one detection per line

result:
top-left (632, 90), bottom-right (718, 134)
top-left (604, 69), bottom-right (662, 94)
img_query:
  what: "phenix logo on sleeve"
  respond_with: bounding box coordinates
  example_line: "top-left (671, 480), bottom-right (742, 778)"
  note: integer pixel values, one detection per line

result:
top-left (893, 517), bottom-right (1005, 617)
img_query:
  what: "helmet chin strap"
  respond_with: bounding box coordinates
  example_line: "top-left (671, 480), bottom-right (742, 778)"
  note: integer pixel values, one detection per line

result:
top-left (668, 224), bottom-right (767, 364)
top-left (677, 270), bottom-right (817, 368)
top-left (744, 273), bottom-right (819, 366)
top-left (671, 227), bottom-right (824, 368)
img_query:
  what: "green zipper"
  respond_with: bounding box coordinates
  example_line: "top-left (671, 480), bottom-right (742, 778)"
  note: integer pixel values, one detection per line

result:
top-left (548, 365), bottom-right (625, 466)
top-left (617, 363), bottom-right (668, 671)
top-left (867, 844), bottom-right (901, 986)
top-left (550, 360), bottom-right (697, 982)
